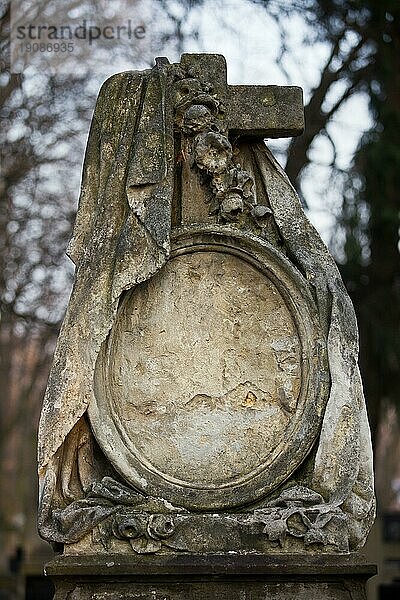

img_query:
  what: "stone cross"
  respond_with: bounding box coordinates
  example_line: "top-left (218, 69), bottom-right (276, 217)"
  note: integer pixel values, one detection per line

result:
top-left (176, 54), bottom-right (304, 225)
top-left (178, 53), bottom-right (304, 138)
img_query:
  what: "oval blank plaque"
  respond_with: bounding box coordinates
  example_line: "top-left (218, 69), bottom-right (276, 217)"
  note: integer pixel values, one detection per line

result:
top-left (90, 231), bottom-right (329, 509)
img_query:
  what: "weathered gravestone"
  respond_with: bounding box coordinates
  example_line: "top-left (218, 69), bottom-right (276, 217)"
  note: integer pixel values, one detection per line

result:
top-left (39, 54), bottom-right (376, 599)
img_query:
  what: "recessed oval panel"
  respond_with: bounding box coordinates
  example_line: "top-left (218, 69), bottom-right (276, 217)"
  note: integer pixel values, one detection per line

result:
top-left (90, 234), bottom-right (329, 510)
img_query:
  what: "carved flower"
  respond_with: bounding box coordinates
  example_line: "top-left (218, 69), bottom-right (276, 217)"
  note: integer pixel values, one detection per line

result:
top-left (147, 514), bottom-right (175, 540)
top-left (174, 78), bottom-right (203, 108)
top-left (231, 166), bottom-right (254, 198)
top-left (194, 132), bottom-right (232, 174)
top-left (112, 512), bottom-right (146, 540)
top-left (211, 171), bottom-right (230, 198)
top-left (182, 104), bottom-right (214, 135)
top-left (174, 78), bottom-right (219, 126)
top-left (220, 192), bottom-right (244, 221)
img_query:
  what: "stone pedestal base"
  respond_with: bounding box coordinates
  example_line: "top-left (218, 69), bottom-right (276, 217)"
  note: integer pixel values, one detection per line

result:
top-left (45, 554), bottom-right (376, 600)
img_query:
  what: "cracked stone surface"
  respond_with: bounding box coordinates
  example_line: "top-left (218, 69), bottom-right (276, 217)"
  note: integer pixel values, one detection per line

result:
top-left (92, 251), bottom-right (301, 488)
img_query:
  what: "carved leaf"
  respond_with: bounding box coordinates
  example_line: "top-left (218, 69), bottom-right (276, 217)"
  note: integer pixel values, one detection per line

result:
top-left (262, 517), bottom-right (288, 545)
top-left (89, 476), bottom-right (145, 505)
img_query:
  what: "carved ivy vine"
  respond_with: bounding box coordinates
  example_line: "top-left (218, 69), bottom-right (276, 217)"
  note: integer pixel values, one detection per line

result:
top-left (48, 477), bottom-right (351, 554)
top-left (254, 485), bottom-right (350, 553)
